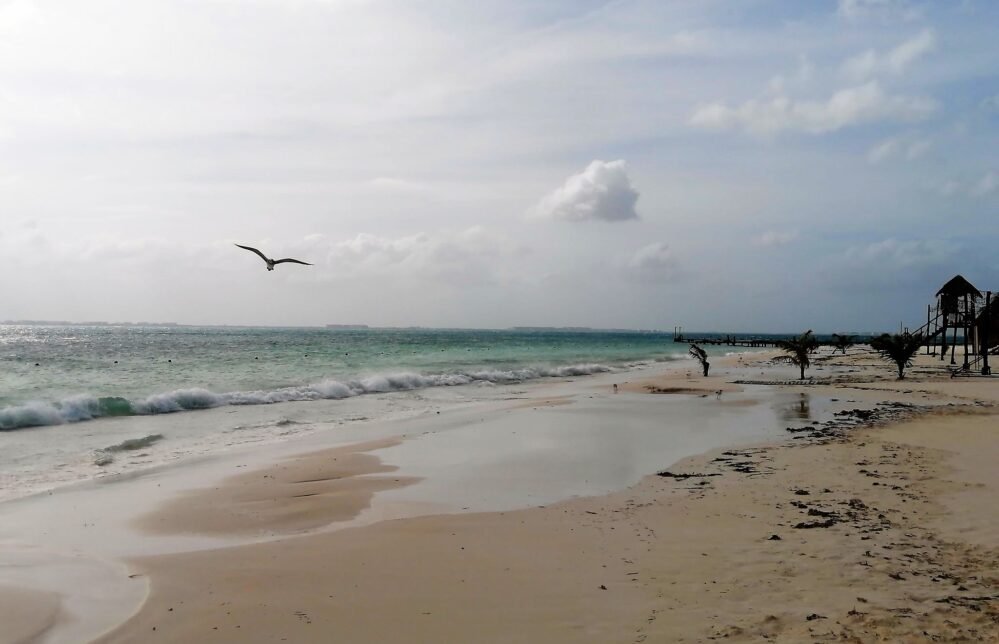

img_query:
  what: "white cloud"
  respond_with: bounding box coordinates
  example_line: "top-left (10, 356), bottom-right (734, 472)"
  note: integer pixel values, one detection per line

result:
top-left (867, 138), bottom-right (899, 163)
top-left (690, 81), bottom-right (937, 135)
top-left (837, 0), bottom-right (922, 22)
top-left (752, 230), bottom-right (798, 247)
top-left (624, 242), bottom-right (681, 282)
top-left (842, 30), bottom-right (936, 80)
top-left (867, 136), bottom-right (930, 163)
top-left (936, 171), bottom-right (999, 198)
top-left (307, 227), bottom-right (524, 284)
top-left (529, 160), bottom-right (639, 222)
top-left (768, 55), bottom-right (814, 94)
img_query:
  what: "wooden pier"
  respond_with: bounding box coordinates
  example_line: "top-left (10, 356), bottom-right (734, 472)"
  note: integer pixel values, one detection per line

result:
top-left (673, 335), bottom-right (785, 348)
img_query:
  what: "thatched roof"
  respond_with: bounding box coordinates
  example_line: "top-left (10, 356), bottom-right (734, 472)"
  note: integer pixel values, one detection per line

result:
top-left (936, 274), bottom-right (982, 299)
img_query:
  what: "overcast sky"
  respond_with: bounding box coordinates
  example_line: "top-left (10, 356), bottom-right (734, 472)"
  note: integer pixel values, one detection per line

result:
top-left (1, 0), bottom-right (997, 332)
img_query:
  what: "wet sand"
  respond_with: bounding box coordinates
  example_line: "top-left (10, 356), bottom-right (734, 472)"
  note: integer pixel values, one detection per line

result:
top-left (135, 437), bottom-right (419, 537)
top-left (13, 349), bottom-right (999, 642)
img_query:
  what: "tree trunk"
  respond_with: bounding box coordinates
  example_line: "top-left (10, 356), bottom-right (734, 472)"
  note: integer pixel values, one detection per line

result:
top-left (799, 364), bottom-right (805, 380)
top-left (897, 364), bottom-right (905, 380)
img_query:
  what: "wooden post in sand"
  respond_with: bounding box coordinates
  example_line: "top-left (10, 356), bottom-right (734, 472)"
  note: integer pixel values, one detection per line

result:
top-left (962, 294), bottom-right (971, 370)
top-left (926, 305), bottom-right (932, 355)
top-left (983, 292), bottom-right (992, 376)
top-left (940, 305), bottom-right (948, 362)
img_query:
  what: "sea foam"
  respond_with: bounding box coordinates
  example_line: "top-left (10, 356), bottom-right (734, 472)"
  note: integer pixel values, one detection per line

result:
top-left (0, 363), bottom-right (615, 431)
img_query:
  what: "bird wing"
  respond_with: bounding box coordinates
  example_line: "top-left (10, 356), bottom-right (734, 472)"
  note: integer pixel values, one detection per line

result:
top-left (235, 244), bottom-right (271, 262)
top-left (272, 258), bottom-right (313, 266)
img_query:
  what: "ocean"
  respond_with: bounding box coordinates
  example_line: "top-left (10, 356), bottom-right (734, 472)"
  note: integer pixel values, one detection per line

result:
top-left (1, 325), bottom-right (728, 500)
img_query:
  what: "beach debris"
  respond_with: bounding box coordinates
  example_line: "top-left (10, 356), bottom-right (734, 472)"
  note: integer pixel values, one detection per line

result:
top-left (599, 585), bottom-right (607, 590)
top-left (767, 534), bottom-right (782, 541)
top-left (105, 434), bottom-right (165, 452)
top-left (807, 507), bottom-right (838, 518)
top-left (805, 613), bottom-right (826, 621)
top-left (93, 452), bottom-right (115, 467)
top-left (793, 518), bottom-right (838, 529)
top-left (656, 471), bottom-right (721, 480)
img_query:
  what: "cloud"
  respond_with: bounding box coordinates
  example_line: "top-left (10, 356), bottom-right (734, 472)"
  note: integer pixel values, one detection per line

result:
top-left (690, 81), bottom-right (937, 135)
top-left (935, 171), bottom-right (999, 198)
top-left (837, 0), bottom-right (922, 22)
top-left (936, 180), bottom-right (960, 197)
top-left (842, 30), bottom-right (936, 80)
top-left (301, 226), bottom-right (525, 285)
top-left (972, 171), bottom-right (998, 197)
top-left (624, 242), bottom-right (681, 283)
top-left (529, 160), bottom-right (639, 222)
top-left (768, 55), bottom-right (815, 94)
top-left (867, 139), bottom-right (899, 164)
top-left (825, 237), bottom-right (959, 294)
top-left (752, 230), bottom-right (798, 247)
top-left (867, 136), bottom-right (930, 163)
top-left (843, 238), bottom-right (956, 271)
top-left (363, 177), bottom-right (435, 195)
top-left (982, 95), bottom-right (999, 112)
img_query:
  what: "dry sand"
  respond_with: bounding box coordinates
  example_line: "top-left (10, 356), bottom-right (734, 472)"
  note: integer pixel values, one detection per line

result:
top-left (81, 350), bottom-right (999, 642)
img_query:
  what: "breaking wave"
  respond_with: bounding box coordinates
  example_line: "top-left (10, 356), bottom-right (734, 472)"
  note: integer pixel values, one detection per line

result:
top-left (0, 363), bottom-right (618, 431)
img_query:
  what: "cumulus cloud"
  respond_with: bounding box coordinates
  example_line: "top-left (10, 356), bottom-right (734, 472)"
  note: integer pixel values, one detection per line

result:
top-left (624, 242), bottom-right (681, 283)
top-left (529, 160), bottom-right (639, 222)
top-left (752, 230), bottom-right (798, 247)
top-left (842, 30), bottom-right (936, 80)
top-left (689, 81), bottom-right (936, 135)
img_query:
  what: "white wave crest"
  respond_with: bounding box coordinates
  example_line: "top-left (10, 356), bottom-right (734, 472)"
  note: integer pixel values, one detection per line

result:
top-left (0, 362), bottom-right (614, 431)
top-left (0, 394), bottom-right (105, 430)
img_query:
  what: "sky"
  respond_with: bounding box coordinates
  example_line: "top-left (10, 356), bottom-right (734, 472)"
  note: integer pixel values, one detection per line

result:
top-left (1, 0), bottom-right (997, 332)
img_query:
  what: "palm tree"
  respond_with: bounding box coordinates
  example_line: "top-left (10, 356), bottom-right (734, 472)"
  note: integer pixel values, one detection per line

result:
top-left (774, 330), bottom-right (819, 380)
top-left (689, 344), bottom-right (709, 376)
top-left (870, 332), bottom-right (924, 380)
top-left (832, 333), bottom-right (855, 355)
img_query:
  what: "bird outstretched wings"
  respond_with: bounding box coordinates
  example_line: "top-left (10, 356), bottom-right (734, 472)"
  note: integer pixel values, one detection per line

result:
top-left (235, 244), bottom-right (269, 261)
top-left (235, 244), bottom-right (312, 269)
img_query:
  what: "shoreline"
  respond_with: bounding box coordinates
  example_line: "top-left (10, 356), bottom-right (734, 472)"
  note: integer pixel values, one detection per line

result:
top-left (5, 349), bottom-right (998, 642)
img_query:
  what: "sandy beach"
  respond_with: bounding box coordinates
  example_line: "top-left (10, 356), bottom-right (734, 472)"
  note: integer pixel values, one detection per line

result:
top-left (4, 349), bottom-right (997, 643)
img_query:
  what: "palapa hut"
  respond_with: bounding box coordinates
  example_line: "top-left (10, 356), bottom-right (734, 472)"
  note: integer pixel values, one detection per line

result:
top-left (935, 275), bottom-right (982, 367)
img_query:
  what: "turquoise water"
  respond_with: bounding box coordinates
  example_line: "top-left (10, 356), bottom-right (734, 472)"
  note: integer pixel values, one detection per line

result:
top-left (0, 325), bottom-right (704, 431)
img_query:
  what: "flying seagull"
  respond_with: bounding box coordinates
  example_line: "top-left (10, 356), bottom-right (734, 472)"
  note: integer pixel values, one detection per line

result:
top-left (235, 244), bottom-right (312, 271)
